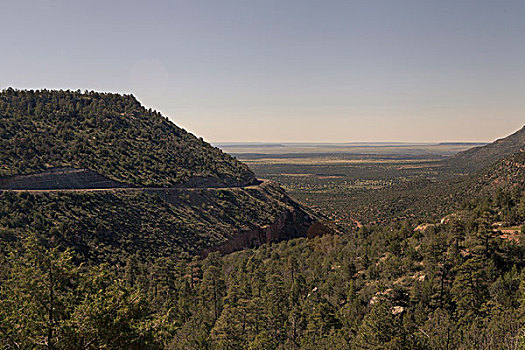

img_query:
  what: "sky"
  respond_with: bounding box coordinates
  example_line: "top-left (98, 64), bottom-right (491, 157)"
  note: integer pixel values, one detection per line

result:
top-left (1, 0), bottom-right (524, 143)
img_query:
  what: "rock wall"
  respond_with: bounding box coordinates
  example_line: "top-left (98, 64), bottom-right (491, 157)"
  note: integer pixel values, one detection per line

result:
top-left (147, 181), bottom-right (330, 256)
top-left (0, 168), bottom-right (130, 190)
top-left (0, 168), bottom-right (259, 190)
top-left (200, 208), bottom-right (313, 256)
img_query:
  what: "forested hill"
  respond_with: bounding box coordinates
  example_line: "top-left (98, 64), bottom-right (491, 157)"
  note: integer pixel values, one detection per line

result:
top-left (0, 88), bottom-right (256, 187)
top-left (447, 125), bottom-right (525, 172)
top-left (0, 88), bottom-right (325, 261)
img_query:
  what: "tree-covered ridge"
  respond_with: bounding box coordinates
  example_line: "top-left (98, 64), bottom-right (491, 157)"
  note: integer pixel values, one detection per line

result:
top-left (0, 88), bottom-right (256, 187)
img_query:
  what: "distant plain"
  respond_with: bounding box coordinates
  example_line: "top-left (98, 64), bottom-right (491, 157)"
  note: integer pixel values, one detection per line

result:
top-left (217, 142), bottom-right (486, 230)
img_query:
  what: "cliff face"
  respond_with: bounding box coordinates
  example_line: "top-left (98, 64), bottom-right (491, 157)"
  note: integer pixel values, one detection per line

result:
top-left (149, 180), bottom-right (328, 257)
top-left (198, 191), bottom-right (326, 255)
top-left (202, 209), bottom-right (332, 256)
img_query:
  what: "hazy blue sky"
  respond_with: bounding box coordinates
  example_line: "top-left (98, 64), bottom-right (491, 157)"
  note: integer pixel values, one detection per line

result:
top-left (1, 0), bottom-right (524, 142)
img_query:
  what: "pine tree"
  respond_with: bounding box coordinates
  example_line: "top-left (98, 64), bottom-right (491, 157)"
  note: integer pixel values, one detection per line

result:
top-left (0, 233), bottom-right (79, 349)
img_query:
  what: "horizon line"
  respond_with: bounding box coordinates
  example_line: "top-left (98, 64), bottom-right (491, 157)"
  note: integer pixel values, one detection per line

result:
top-left (211, 141), bottom-right (490, 145)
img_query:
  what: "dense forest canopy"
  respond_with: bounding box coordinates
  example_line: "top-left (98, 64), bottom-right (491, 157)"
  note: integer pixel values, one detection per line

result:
top-left (2, 185), bottom-right (525, 349)
top-left (0, 88), bottom-right (255, 187)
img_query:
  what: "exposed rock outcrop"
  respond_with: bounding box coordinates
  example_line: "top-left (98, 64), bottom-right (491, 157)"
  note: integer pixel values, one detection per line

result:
top-left (201, 204), bottom-right (320, 256)
top-left (0, 167), bottom-right (130, 190)
top-left (149, 180), bottom-right (330, 256)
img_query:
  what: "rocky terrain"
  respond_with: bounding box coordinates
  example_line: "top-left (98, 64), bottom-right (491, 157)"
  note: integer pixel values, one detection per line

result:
top-left (0, 167), bottom-right (130, 190)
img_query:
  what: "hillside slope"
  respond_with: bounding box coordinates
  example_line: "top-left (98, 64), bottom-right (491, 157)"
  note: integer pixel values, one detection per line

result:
top-left (0, 181), bottom-right (324, 263)
top-left (348, 149), bottom-right (525, 225)
top-left (0, 88), bottom-right (255, 187)
top-left (447, 126), bottom-right (525, 172)
top-left (466, 150), bottom-right (525, 195)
